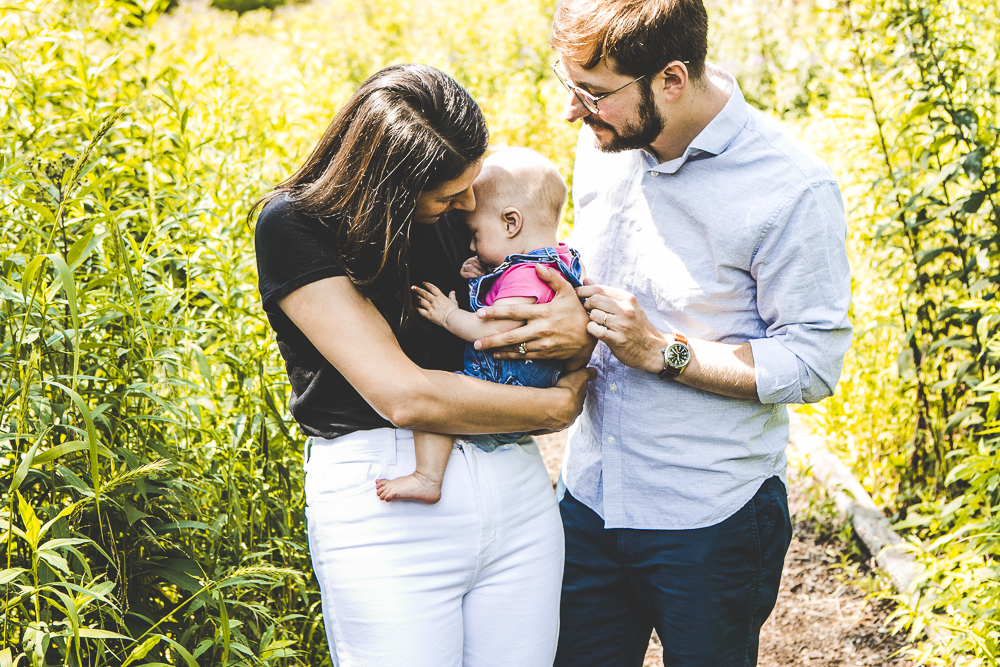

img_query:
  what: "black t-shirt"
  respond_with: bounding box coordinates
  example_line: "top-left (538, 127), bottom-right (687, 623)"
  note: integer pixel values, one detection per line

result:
top-left (255, 194), bottom-right (472, 439)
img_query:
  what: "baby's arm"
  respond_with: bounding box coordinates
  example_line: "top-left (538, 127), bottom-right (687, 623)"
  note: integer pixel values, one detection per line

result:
top-left (413, 282), bottom-right (531, 342)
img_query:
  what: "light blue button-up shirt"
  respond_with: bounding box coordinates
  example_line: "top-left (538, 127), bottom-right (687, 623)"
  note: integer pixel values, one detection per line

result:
top-left (562, 66), bottom-right (852, 530)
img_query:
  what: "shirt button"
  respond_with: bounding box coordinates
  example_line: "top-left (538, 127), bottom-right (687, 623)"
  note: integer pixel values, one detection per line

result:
top-left (607, 435), bottom-right (616, 445)
top-left (610, 382), bottom-right (617, 393)
top-left (634, 224), bottom-right (642, 231)
top-left (649, 171), bottom-right (659, 177)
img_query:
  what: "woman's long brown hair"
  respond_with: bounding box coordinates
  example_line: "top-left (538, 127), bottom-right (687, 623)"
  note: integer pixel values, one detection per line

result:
top-left (253, 64), bottom-right (489, 328)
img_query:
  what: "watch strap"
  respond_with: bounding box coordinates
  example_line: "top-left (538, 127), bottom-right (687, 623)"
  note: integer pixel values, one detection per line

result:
top-left (658, 333), bottom-right (690, 380)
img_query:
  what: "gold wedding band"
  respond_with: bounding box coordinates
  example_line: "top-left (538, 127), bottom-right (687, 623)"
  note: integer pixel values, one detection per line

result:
top-left (602, 312), bottom-right (610, 327)
top-left (518, 343), bottom-right (527, 355)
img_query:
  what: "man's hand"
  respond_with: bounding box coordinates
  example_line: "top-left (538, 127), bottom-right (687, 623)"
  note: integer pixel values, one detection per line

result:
top-left (577, 284), bottom-right (665, 372)
top-left (580, 284), bottom-right (759, 399)
top-left (473, 264), bottom-right (594, 360)
top-left (460, 257), bottom-right (486, 280)
top-left (413, 282), bottom-right (460, 329)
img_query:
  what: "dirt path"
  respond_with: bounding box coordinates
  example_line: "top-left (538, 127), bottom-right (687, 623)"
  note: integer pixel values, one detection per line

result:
top-left (534, 434), bottom-right (917, 667)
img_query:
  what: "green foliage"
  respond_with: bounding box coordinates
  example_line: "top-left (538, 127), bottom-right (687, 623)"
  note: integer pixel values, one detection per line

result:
top-left (0, 0), bottom-right (580, 664)
top-left (737, 0), bottom-right (1000, 661)
top-left (1, 2), bottom-right (319, 663)
top-left (4, 0), bottom-right (998, 663)
top-left (209, 0), bottom-right (297, 14)
top-left (709, 0), bottom-right (1000, 661)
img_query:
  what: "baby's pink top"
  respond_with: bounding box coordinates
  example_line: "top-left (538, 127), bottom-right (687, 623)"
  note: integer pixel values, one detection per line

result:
top-left (481, 244), bottom-right (573, 306)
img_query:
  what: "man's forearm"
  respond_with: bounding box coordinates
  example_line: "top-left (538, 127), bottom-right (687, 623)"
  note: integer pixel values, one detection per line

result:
top-left (637, 332), bottom-right (758, 400)
top-left (676, 339), bottom-right (757, 400)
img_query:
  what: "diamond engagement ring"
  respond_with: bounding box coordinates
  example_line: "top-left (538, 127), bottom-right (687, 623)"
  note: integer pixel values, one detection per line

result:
top-left (518, 343), bottom-right (527, 355)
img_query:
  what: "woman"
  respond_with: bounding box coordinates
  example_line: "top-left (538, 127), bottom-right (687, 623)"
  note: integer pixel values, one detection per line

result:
top-left (253, 64), bottom-right (593, 666)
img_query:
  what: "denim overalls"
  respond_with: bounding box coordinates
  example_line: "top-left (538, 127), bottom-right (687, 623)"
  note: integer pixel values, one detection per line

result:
top-left (461, 246), bottom-right (584, 452)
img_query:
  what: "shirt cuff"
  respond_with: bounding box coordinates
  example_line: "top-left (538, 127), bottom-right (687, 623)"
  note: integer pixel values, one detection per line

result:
top-left (749, 337), bottom-right (802, 404)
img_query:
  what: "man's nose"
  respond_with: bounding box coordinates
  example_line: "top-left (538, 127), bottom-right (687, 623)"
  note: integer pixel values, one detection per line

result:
top-left (564, 91), bottom-right (591, 123)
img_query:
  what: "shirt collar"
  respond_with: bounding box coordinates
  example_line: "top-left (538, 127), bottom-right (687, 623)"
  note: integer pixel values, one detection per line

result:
top-left (646, 65), bottom-right (748, 174)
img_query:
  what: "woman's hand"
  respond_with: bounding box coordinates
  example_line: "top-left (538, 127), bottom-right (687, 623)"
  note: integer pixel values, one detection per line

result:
top-left (473, 264), bottom-right (594, 360)
top-left (413, 282), bottom-right (460, 329)
top-left (530, 366), bottom-right (597, 434)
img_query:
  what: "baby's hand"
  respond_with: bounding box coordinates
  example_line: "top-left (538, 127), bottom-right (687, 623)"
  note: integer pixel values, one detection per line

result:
top-left (413, 282), bottom-right (460, 329)
top-left (460, 257), bottom-right (486, 280)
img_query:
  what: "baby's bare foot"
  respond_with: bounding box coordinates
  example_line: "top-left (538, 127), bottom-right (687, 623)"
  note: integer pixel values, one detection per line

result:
top-left (375, 472), bottom-right (442, 504)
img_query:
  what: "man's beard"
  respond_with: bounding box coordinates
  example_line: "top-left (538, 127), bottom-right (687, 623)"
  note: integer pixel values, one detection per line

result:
top-left (585, 84), bottom-right (664, 153)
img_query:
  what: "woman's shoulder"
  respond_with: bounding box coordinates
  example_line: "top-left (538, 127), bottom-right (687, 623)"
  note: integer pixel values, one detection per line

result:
top-left (257, 192), bottom-right (310, 230)
top-left (255, 192), bottom-right (335, 244)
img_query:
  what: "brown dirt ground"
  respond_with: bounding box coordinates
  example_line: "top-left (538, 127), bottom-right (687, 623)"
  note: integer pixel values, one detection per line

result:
top-left (534, 433), bottom-right (919, 667)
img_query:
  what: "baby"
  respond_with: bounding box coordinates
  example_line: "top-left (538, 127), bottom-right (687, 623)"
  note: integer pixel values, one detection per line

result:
top-left (375, 147), bottom-right (585, 504)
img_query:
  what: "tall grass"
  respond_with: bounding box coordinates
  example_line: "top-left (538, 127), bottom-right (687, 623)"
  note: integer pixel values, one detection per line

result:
top-left (0, 0), bottom-right (579, 663)
top-left (4, 0), bottom-right (997, 663)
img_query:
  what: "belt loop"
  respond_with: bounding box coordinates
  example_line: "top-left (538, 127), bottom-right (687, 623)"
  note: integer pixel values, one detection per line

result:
top-left (388, 429), bottom-right (398, 465)
top-left (379, 430), bottom-right (397, 476)
top-left (303, 437), bottom-right (313, 471)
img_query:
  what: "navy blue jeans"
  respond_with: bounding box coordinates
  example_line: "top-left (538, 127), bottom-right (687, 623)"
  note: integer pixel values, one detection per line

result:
top-left (555, 476), bottom-right (792, 667)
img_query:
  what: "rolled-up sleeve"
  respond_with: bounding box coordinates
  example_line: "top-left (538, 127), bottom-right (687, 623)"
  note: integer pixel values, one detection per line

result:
top-left (749, 180), bottom-right (853, 404)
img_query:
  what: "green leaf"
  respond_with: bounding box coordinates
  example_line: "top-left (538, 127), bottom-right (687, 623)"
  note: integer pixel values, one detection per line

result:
top-left (44, 253), bottom-right (81, 380)
top-left (40, 538), bottom-right (92, 551)
top-left (122, 500), bottom-right (151, 526)
top-left (16, 491), bottom-right (41, 550)
top-left (914, 246), bottom-right (953, 268)
top-left (158, 520), bottom-right (212, 531)
top-left (20, 255), bottom-right (46, 302)
top-left (66, 231), bottom-right (102, 270)
top-left (10, 432), bottom-right (46, 495)
top-left (44, 381), bottom-right (101, 494)
top-left (13, 197), bottom-right (56, 225)
top-left (962, 191), bottom-right (987, 214)
top-left (160, 635), bottom-right (199, 667)
top-left (946, 407), bottom-right (979, 432)
top-left (38, 549), bottom-right (71, 575)
top-left (893, 513), bottom-right (933, 530)
top-left (49, 588), bottom-right (80, 636)
top-left (32, 440), bottom-right (114, 466)
top-left (0, 568), bottom-right (28, 585)
top-left (77, 628), bottom-right (132, 641)
top-left (122, 636), bottom-right (162, 667)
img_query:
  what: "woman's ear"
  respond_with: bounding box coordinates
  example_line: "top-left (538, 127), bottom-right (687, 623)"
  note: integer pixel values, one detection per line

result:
top-left (501, 207), bottom-right (523, 238)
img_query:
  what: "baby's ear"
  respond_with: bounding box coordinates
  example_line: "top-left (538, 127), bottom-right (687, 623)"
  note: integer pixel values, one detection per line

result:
top-left (502, 206), bottom-right (523, 237)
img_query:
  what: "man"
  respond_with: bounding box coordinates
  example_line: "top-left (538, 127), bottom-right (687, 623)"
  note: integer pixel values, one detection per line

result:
top-left (479, 0), bottom-right (852, 664)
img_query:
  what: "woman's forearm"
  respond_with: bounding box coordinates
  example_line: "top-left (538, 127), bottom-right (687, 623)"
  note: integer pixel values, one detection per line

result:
top-left (387, 368), bottom-right (575, 434)
top-left (279, 276), bottom-right (589, 436)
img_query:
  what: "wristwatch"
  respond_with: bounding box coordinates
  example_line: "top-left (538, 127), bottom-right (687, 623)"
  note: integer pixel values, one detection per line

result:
top-left (658, 333), bottom-right (691, 379)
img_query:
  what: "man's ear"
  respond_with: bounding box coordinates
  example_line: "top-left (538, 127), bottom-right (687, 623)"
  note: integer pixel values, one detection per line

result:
top-left (659, 60), bottom-right (689, 103)
top-left (502, 207), bottom-right (523, 237)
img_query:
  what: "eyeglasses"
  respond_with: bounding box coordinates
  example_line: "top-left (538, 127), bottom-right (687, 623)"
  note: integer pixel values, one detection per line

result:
top-left (550, 60), bottom-right (690, 114)
top-left (551, 61), bottom-right (646, 114)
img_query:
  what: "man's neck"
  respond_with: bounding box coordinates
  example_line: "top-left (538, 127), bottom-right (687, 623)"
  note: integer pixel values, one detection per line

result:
top-left (646, 73), bottom-right (731, 164)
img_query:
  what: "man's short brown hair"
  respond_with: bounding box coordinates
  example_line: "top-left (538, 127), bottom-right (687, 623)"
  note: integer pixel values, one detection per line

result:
top-left (550, 0), bottom-right (709, 81)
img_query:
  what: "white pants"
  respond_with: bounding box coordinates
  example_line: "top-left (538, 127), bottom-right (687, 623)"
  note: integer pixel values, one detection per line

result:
top-left (304, 429), bottom-right (564, 667)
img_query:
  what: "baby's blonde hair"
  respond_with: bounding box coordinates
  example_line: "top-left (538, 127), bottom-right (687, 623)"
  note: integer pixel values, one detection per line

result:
top-left (475, 147), bottom-right (568, 231)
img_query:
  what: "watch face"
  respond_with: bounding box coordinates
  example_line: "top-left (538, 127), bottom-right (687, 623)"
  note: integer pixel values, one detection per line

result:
top-left (666, 343), bottom-right (690, 368)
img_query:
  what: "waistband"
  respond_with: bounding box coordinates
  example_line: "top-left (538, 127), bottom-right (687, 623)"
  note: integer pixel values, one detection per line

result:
top-left (306, 428), bottom-right (415, 471)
